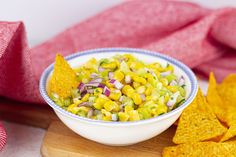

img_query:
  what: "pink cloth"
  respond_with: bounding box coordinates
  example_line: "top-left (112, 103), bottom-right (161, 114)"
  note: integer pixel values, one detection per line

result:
top-left (0, 123), bottom-right (6, 151)
top-left (1, 0), bottom-right (236, 149)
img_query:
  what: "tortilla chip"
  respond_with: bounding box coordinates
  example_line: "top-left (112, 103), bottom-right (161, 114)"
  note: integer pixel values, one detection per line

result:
top-left (206, 72), bottom-right (228, 124)
top-left (162, 142), bottom-right (236, 157)
top-left (173, 89), bottom-right (227, 144)
top-left (48, 54), bottom-right (78, 98)
top-left (215, 74), bottom-right (236, 141)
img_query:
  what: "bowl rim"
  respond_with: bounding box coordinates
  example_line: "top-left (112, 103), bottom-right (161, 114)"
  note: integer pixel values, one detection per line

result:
top-left (39, 47), bottom-right (198, 126)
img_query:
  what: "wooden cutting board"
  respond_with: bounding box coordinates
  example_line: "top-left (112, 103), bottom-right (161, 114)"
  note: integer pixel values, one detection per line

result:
top-left (0, 97), bottom-right (58, 128)
top-left (41, 121), bottom-right (176, 157)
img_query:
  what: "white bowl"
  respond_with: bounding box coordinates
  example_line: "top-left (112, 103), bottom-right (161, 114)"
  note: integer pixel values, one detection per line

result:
top-left (39, 48), bottom-right (198, 146)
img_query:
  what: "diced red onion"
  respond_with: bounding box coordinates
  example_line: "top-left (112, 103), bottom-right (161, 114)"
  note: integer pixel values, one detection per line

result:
top-left (81, 90), bottom-right (87, 97)
top-left (98, 83), bottom-right (105, 88)
top-left (119, 96), bottom-right (125, 102)
top-left (170, 80), bottom-right (177, 86)
top-left (78, 82), bottom-right (85, 92)
top-left (98, 66), bottom-right (104, 72)
top-left (160, 71), bottom-right (171, 77)
top-left (78, 102), bottom-right (92, 107)
top-left (109, 79), bottom-right (116, 83)
top-left (167, 91), bottom-right (180, 108)
top-left (108, 72), bottom-right (114, 79)
top-left (90, 78), bottom-right (102, 83)
top-left (114, 80), bottom-right (124, 90)
top-left (87, 89), bottom-right (94, 94)
top-left (125, 75), bottom-right (131, 84)
top-left (178, 76), bottom-right (185, 86)
top-left (85, 82), bottom-right (100, 87)
top-left (110, 79), bottom-right (123, 89)
top-left (90, 73), bottom-right (99, 78)
top-left (140, 94), bottom-right (146, 101)
top-left (87, 109), bottom-right (94, 118)
top-left (103, 86), bottom-right (111, 96)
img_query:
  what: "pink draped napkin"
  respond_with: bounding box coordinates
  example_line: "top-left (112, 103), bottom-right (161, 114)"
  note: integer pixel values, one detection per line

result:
top-left (0, 0), bottom-right (236, 150)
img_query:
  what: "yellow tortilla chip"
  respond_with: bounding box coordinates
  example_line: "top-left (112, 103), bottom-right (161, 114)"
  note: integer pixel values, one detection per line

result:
top-left (173, 89), bottom-right (227, 144)
top-left (48, 54), bottom-right (78, 98)
top-left (162, 142), bottom-right (236, 157)
top-left (210, 74), bottom-right (236, 142)
top-left (206, 72), bottom-right (228, 124)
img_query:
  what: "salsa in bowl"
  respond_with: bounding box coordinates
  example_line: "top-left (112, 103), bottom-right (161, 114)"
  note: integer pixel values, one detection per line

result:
top-left (39, 48), bottom-right (198, 146)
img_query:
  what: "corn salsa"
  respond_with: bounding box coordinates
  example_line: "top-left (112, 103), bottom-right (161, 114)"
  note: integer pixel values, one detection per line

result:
top-left (49, 54), bottom-right (186, 122)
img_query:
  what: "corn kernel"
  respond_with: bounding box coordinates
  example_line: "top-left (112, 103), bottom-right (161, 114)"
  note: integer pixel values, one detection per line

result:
top-left (145, 86), bottom-right (152, 96)
top-left (101, 109), bottom-right (112, 121)
top-left (93, 102), bottom-right (103, 110)
top-left (133, 82), bottom-right (141, 89)
top-left (109, 89), bottom-right (122, 101)
top-left (101, 62), bottom-right (117, 69)
top-left (81, 93), bottom-right (90, 102)
top-left (104, 101), bottom-right (119, 112)
top-left (67, 104), bottom-right (77, 113)
top-left (122, 85), bottom-right (135, 97)
top-left (156, 103), bottom-right (168, 115)
top-left (114, 70), bottom-right (124, 81)
top-left (136, 86), bottom-right (146, 94)
top-left (132, 76), bottom-right (146, 84)
top-left (125, 105), bottom-right (134, 113)
top-left (106, 80), bottom-right (114, 88)
top-left (94, 88), bottom-right (103, 96)
top-left (128, 110), bottom-right (140, 121)
top-left (132, 93), bottom-right (142, 105)
top-left (167, 85), bottom-right (178, 93)
top-left (73, 98), bottom-right (82, 106)
top-left (160, 78), bottom-right (168, 86)
top-left (118, 112), bottom-right (129, 122)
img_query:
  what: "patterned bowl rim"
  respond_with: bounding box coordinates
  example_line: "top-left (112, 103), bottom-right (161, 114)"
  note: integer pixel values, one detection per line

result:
top-left (39, 48), bottom-right (198, 126)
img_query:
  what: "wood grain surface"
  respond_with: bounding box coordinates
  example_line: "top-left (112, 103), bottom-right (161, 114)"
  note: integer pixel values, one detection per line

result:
top-left (41, 121), bottom-right (176, 157)
top-left (0, 97), bottom-right (58, 128)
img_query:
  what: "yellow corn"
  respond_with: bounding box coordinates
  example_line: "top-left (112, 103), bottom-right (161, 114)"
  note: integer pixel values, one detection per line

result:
top-left (128, 110), bottom-right (140, 121)
top-left (94, 88), bottom-right (103, 96)
top-left (101, 109), bottom-right (112, 121)
top-left (104, 101), bottom-right (119, 112)
top-left (160, 78), bottom-right (168, 86)
top-left (67, 104), bottom-right (77, 113)
top-left (164, 93), bottom-right (170, 103)
top-left (84, 58), bottom-right (97, 69)
top-left (73, 98), bottom-right (82, 106)
top-left (93, 102), bottom-right (103, 110)
top-left (106, 80), bottom-right (114, 88)
top-left (81, 93), bottom-right (90, 102)
top-left (109, 89), bottom-right (122, 101)
top-left (118, 112), bottom-right (129, 122)
top-left (132, 75), bottom-right (147, 84)
top-left (132, 93), bottom-right (142, 105)
top-left (101, 62), bottom-right (117, 69)
top-left (124, 105), bottom-right (134, 113)
top-left (129, 61), bottom-right (144, 70)
top-left (145, 86), bottom-right (152, 96)
top-left (114, 70), bottom-right (124, 81)
top-left (133, 82), bottom-right (141, 89)
top-left (156, 103), bottom-right (168, 115)
top-left (136, 86), bottom-right (146, 94)
top-left (146, 96), bottom-right (152, 101)
top-left (122, 85), bottom-right (135, 97)
top-left (167, 86), bottom-right (178, 93)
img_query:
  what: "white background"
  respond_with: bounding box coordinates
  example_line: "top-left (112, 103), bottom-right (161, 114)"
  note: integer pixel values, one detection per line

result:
top-left (0, 0), bottom-right (236, 47)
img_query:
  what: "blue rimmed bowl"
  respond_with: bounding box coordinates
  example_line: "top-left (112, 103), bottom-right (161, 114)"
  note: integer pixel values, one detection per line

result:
top-left (39, 48), bottom-right (198, 146)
